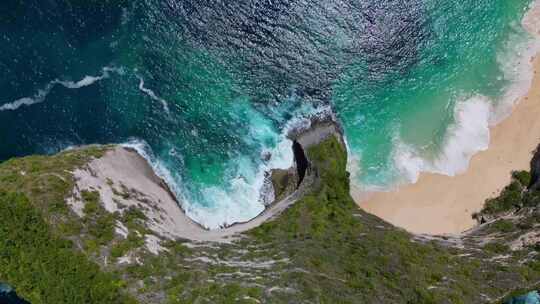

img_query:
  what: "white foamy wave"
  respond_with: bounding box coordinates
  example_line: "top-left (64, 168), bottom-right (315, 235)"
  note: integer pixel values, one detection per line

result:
top-left (0, 66), bottom-right (124, 111)
top-left (283, 103), bottom-right (335, 137)
top-left (192, 137), bottom-right (294, 229)
top-left (0, 85), bottom-right (54, 111)
top-left (120, 138), bottom-right (186, 203)
top-left (393, 96), bottom-right (491, 183)
top-left (58, 67), bottom-right (123, 89)
top-left (121, 104), bottom-right (297, 229)
top-left (188, 166), bottom-right (269, 229)
top-left (386, 5), bottom-right (540, 186)
top-left (121, 139), bottom-right (177, 186)
top-left (432, 96), bottom-right (491, 175)
top-left (392, 139), bottom-right (427, 184)
top-left (343, 136), bottom-right (360, 182)
top-left (136, 75), bottom-right (171, 114)
top-left (491, 8), bottom-right (540, 124)
top-left (167, 102), bottom-right (329, 229)
top-left (184, 109), bottom-right (295, 229)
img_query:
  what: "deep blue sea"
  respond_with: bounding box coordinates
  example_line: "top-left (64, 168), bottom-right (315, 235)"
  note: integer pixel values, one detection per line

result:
top-left (0, 283), bottom-right (30, 304)
top-left (1, 0), bottom-right (539, 227)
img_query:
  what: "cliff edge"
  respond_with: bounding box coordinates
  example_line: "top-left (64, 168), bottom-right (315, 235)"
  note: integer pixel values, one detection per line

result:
top-left (0, 120), bottom-right (539, 303)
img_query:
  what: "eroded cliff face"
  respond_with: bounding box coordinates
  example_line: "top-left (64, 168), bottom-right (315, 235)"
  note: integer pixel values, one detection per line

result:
top-left (0, 121), bottom-right (539, 303)
top-left (529, 144), bottom-right (540, 191)
top-left (466, 145), bottom-right (540, 301)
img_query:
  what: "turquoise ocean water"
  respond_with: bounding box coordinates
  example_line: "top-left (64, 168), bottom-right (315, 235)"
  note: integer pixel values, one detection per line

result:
top-left (0, 0), bottom-right (538, 228)
top-left (506, 291), bottom-right (540, 304)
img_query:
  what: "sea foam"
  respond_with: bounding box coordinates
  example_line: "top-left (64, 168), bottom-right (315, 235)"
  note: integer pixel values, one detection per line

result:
top-left (121, 114), bottom-right (290, 229)
top-left (121, 103), bottom-right (332, 229)
top-left (136, 75), bottom-right (171, 114)
top-left (392, 96), bottom-right (492, 183)
top-left (388, 1), bottom-right (540, 185)
top-left (0, 67), bottom-right (124, 111)
top-left (191, 104), bottom-right (337, 228)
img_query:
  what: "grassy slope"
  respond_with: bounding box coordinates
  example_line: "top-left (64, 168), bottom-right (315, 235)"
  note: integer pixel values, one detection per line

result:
top-left (244, 137), bottom-right (539, 303)
top-left (0, 192), bottom-right (135, 304)
top-left (0, 137), bottom-right (538, 303)
top-left (470, 170), bottom-right (540, 302)
top-left (0, 146), bottom-right (136, 303)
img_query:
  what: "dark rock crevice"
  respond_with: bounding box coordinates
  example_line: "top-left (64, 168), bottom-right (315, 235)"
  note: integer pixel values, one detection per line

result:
top-left (292, 140), bottom-right (309, 188)
top-left (529, 144), bottom-right (540, 190)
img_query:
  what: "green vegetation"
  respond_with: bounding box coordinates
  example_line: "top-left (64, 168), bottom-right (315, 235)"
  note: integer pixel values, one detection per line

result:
top-left (270, 169), bottom-right (297, 202)
top-left (0, 147), bottom-right (138, 303)
top-left (82, 190), bottom-right (101, 214)
top-left (490, 219), bottom-right (517, 233)
top-left (110, 234), bottom-right (143, 259)
top-left (0, 138), bottom-right (538, 303)
top-left (242, 136), bottom-right (540, 303)
top-left (120, 206), bottom-right (149, 233)
top-left (0, 146), bottom-right (106, 227)
top-left (484, 242), bottom-right (511, 255)
top-left (82, 190), bottom-right (116, 249)
top-left (0, 192), bottom-right (134, 304)
top-left (477, 170), bottom-right (538, 218)
top-left (476, 171), bottom-right (530, 219)
top-left (483, 181), bottom-right (523, 215)
top-left (108, 206), bottom-right (149, 260)
top-left (513, 170), bottom-right (531, 187)
top-left (245, 136), bottom-right (477, 302)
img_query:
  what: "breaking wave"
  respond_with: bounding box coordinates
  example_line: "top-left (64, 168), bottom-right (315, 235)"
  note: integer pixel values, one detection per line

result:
top-left (389, 10), bottom-right (540, 185)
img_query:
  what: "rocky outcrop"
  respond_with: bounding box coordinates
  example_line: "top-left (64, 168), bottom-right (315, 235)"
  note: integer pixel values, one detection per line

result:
top-left (292, 140), bottom-right (308, 187)
top-left (265, 112), bottom-right (344, 205)
top-left (64, 114), bottom-right (346, 251)
top-left (3, 114), bottom-right (540, 303)
top-left (529, 144), bottom-right (540, 191)
top-left (269, 168), bottom-right (298, 203)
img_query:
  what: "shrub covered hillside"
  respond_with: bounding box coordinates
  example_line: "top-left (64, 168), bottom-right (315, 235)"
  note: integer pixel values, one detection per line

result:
top-left (0, 136), bottom-right (539, 303)
top-left (0, 147), bottom-right (136, 303)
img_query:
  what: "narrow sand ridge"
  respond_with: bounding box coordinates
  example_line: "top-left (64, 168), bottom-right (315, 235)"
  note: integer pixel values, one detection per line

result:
top-left (355, 5), bottom-right (540, 235)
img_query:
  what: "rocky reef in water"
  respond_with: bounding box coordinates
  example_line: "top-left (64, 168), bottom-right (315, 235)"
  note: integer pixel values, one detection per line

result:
top-left (0, 119), bottom-right (539, 303)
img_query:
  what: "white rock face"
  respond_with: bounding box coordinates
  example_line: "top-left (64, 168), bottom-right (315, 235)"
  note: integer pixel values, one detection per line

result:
top-left (67, 146), bottom-right (307, 244)
top-left (259, 172), bottom-right (276, 207)
top-left (68, 147), bottom-right (206, 253)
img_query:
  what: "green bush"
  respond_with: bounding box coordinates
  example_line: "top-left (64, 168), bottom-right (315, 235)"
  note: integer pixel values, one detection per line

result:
top-left (82, 190), bottom-right (101, 215)
top-left (482, 181), bottom-right (523, 215)
top-left (484, 242), bottom-right (510, 254)
top-left (490, 219), bottom-right (516, 233)
top-left (512, 170), bottom-right (531, 187)
top-left (0, 192), bottom-right (135, 304)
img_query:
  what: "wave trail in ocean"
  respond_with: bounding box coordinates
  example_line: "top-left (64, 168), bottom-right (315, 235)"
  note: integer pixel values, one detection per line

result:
top-left (136, 75), bottom-right (171, 114)
top-left (0, 67), bottom-right (124, 111)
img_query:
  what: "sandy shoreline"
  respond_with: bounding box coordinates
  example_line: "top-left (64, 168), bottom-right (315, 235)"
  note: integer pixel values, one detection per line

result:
top-left (355, 51), bottom-right (540, 236)
top-left (355, 2), bottom-right (540, 235)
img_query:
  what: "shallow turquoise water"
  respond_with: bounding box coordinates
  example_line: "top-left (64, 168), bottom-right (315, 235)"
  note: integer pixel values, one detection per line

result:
top-left (0, 0), bottom-right (537, 227)
top-left (506, 291), bottom-right (540, 304)
top-left (335, 0), bottom-right (536, 187)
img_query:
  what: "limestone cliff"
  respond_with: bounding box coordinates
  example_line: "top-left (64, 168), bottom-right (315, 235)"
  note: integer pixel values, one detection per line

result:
top-left (0, 121), bottom-right (539, 303)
